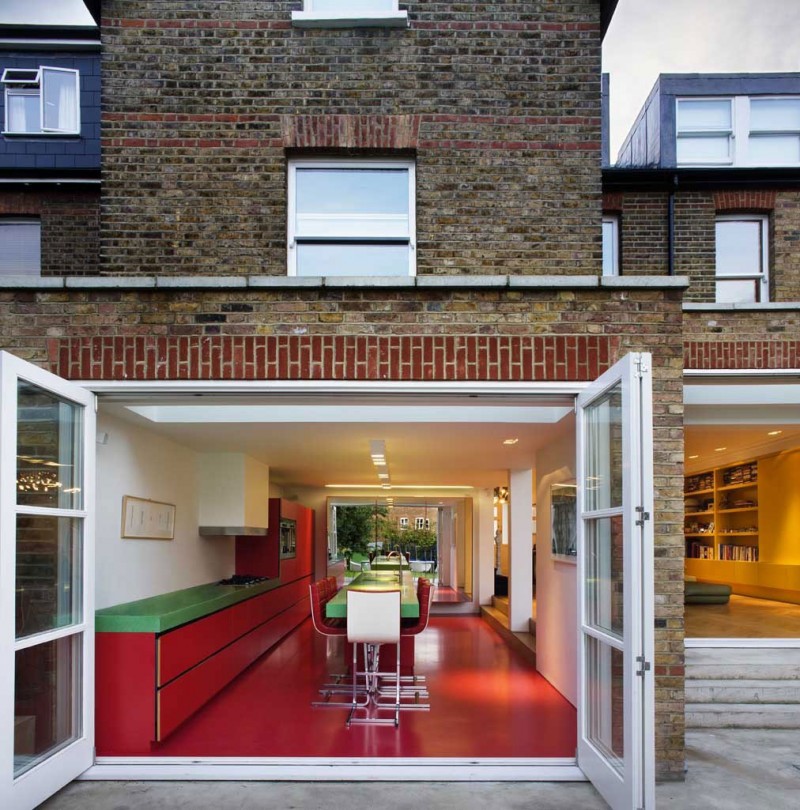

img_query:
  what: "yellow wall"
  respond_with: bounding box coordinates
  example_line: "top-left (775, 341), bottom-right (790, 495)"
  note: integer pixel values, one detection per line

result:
top-left (759, 448), bottom-right (800, 565)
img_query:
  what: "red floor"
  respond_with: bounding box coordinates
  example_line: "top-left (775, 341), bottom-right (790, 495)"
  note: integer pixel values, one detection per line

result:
top-left (151, 615), bottom-right (576, 759)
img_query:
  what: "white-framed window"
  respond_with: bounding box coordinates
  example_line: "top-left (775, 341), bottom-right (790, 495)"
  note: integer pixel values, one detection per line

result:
top-left (676, 98), bottom-right (733, 166)
top-left (287, 159), bottom-right (416, 277)
top-left (292, 1), bottom-right (408, 28)
top-left (0, 218), bottom-right (41, 275)
top-left (1, 67), bottom-right (80, 135)
top-left (677, 95), bottom-right (800, 167)
top-left (715, 215), bottom-right (769, 304)
top-left (414, 517), bottom-right (425, 530)
top-left (399, 517), bottom-right (409, 528)
top-left (748, 97), bottom-right (800, 165)
top-left (602, 214), bottom-right (620, 276)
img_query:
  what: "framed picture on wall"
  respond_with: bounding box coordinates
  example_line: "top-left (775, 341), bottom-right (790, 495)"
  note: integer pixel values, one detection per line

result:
top-left (121, 495), bottom-right (176, 540)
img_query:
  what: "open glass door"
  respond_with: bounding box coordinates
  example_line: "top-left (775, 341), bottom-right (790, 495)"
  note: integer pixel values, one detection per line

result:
top-left (576, 353), bottom-right (655, 810)
top-left (0, 352), bottom-right (95, 810)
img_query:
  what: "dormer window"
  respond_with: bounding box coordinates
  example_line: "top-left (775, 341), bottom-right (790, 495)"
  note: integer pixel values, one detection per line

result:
top-left (292, 1), bottom-right (408, 28)
top-left (2, 67), bottom-right (80, 135)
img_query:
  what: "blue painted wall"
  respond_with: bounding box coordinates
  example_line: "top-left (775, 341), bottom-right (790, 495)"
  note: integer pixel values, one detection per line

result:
top-left (0, 52), bottom-right (100, 171)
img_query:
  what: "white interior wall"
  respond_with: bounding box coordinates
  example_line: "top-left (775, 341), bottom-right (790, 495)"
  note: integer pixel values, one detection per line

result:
top-left (95, 412), bottom-right (234, 609)
top-left (477, 489), bottom-right (495, 606)
top-left (535, 428), bottom-right (578, 707)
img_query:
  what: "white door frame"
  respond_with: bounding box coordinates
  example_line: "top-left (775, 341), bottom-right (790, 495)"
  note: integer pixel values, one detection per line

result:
top-left (12, 375), bottom-right (653, 788)
top-left (576, 353), bottom-right (655, 810)
top-left (0, 352), bottom-right (96, 810)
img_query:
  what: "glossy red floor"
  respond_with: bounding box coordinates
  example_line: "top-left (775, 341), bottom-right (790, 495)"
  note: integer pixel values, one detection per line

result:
top-left (151, 615), bottom-right (576, 759)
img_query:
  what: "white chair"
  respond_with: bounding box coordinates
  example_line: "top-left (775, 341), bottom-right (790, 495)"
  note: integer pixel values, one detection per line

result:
top-left (346, 588), bottom-right (401, 727)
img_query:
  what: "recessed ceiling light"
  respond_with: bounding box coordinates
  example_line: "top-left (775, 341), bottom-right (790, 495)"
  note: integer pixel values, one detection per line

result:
top-left (768, 430), bottom-right (783, 436)
top-left (714, 447), bottom-right (727, 452)
top-left (503, 438), bottom-right (519, 445)
top-left (688, 454), bottom-right (699, 460)
top-left (378, 473), bottom-right (390, 480)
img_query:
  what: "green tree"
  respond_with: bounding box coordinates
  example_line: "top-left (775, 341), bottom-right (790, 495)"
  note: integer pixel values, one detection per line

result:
top-left (336, 505), bottom-right (387, 555)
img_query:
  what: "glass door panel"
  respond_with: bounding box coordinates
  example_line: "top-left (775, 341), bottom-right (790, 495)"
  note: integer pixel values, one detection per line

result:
top-left (577, 353), bottom-right (655, 810)
top-left (1, 352), bottom-right (95, 810)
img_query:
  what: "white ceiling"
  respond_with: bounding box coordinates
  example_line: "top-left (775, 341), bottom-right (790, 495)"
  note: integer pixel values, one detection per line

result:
top-left (102, 396), bottom-right (575, 490)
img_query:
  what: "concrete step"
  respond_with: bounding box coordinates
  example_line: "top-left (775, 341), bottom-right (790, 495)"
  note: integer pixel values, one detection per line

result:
top-left (687, 703), bottom-right (800, 729)
top-left (686, 646), bottom-right (800, 680)
top-left (686, 679), bottom-right (800, 704)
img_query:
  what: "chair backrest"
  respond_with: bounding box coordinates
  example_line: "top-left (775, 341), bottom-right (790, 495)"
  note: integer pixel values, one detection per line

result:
top-left (325, 575), bottom-right (338, 597)
top-left (417, 578), bottom-right (433, 630)
top-left (309, 581), bottom-right (327, 634)
top-left (346, 588), bottom-right (401, 644)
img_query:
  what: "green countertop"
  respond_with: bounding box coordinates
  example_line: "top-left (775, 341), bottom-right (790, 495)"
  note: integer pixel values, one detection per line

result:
top-left (326, 571), bottom-right (419, 619)
top-left (95, 578), bottom-right (282, 634)
top-left (370, 555), bottom-right (411, 571)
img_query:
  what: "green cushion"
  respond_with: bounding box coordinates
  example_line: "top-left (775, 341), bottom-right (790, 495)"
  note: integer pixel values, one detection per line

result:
top-left (685, 580), bottom-right (731, 604)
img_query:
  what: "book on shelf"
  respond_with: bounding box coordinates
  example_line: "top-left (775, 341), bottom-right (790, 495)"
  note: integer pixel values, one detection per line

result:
top-left (718, 544), bottom-right (759, 562)
top-left (687, 542), bottom-right (714, 560)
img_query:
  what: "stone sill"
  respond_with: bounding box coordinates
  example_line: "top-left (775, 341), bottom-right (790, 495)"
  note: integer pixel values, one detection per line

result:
top-left (684, 302), bottom-right (800, 312)
top-left (0, 275), bottom-right (691, 291)
top-left (291, 11), bottom-right (409, 28)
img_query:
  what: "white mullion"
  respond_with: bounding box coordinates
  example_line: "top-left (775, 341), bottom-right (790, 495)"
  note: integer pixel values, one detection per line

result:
top-left (580, 623), bottom-right (624, 652)
top-left (14, 623), bottom-right (87, 653)
top-left (15, 505), bottom-right (88, 520)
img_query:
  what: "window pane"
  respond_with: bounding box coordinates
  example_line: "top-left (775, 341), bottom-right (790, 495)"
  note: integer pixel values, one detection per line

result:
top-left (586, 516), bottom-right (624, 639)
top-left (42, 68), bottom-right (78, 132)
top-left (585, 637), bottom-right (624, 774)
top-left (296, 243), bottom-right (409, 276)
top-left (748, 134), bottom-right (800, 165)
top-left (0, 220), bottom-right (41, 275)
top-left (716, 220), bottom-right (763, 277)
top-left (16, 516), bottom-right (82, 639)
top-left (677, 135), bottom-right (731, 163)
top-left (583, 383), bottom-right (623, 512)
top-left (716, 278), bottom-right (758, 304)
top-left (296, 169), bottom-right (409, 216)
top-left (602, 219), bottom-right (618, 276)
top-left (17, 380), bottom-right (83, 510)
top-left (6, 91), bottom-right (40, 133)
top-left (677, 99), bottom-right (731, 130)
top-left (15, 635), bottom-right (82, 777)
top-left (750, 99), bottom-right (800, 131)
top-left (310, 0), bottom-right (395, 12)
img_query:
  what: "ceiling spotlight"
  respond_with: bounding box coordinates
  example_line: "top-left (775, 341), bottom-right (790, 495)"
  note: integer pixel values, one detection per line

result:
top-left (381, 484), bottom-right (392, 490)
top-left (503, 438), bottom-right (519, 445)
top-left (768, 430), bottom-right (783, 436)
top-left (378, 473), bottom-right (390, 480)
top-left (714, 447), bottom-right (727, 452)
top-left (688, 454), bottom-right (699, 460)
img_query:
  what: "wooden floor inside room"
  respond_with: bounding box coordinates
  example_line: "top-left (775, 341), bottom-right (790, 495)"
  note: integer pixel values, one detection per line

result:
top-left (150, 615), bottom-right (576, 759)
top-left (686, 593), bottom-right (800, 638)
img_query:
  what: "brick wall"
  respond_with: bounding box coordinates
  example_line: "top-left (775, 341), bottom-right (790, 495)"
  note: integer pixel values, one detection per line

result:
top-left (100, 1), bottom-right (602, 277)
top-left (607, 191), bottom-right (670, 277)
top-left (0, 190), bottom-right (100, 276)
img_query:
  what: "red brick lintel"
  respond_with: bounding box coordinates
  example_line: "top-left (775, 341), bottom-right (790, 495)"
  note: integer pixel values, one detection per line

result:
top-left (49, 335), bottom-right (615, 382)
top-left (685, 341), bottom-right (800, 369)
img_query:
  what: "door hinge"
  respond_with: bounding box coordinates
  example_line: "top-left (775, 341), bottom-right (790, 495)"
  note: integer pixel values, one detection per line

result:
top-left (636, 655), bottom-right (651, 677)
top-left (635, 355), bottom-right (650, 376)
top-left (635, 505), bottom-right (650, 527)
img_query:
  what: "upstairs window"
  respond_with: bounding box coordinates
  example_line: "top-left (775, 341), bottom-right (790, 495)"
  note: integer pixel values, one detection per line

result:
top-left (1, 67), bottom-right (80, 135)
top-left (0, 219), bottom-right (41, 276)
top-left (677, 96), bottom-right (800, 167)
top-left (602, 215), bottom-right (620, 276)
top-left (292, 1), bottom-right (408, 28)
top-left (715, 215), bottom-right (769, 304)
top-left (399, 517), bottom-right (409, 528)
top-left (748, 98), bottom-right (800, 165)
top-left (676, 98), bottom-right (733, 165)
top-left (287, 159), bottom-right (416, 277)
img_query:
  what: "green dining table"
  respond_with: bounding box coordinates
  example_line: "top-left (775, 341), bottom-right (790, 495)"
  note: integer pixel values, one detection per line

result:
top-left (325, 571), bottom-right (419, 619)
top-left (370, 555), bottom-right (411, 571)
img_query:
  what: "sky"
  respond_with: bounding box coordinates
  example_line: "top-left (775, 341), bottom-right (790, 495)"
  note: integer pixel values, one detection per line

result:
top-left (602, 0), bottom-right (800, 162)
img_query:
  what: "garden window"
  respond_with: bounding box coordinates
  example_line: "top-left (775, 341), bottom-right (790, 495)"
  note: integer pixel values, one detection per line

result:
top-left (715, 215), bottom-right (769, 304)
top-left (0, 219), bottom-right (41, 275)
top-left (2, 67), bottom-right (80, 135)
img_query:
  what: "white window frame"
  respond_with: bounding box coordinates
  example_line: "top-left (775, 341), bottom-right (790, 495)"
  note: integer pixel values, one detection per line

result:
top-left (287, 158), bottom-right (416, 278)
top-left (676, 97), bottom-right (734, 167)
top-left (0, 217), bottom-right (41, 276)
top-left (677, 95), bottom-right (800, 168)
top-left (602, 215), bottom-right (620, 277)
top-left (414, 517), bottom-right (425, 530)
top-left (292, 1), bottom-right (408, 29)
top-left (399, 516), bottom-right (409, 528)
top-left (715, 214), bottom-right (770, 304)
top-left (1, 67), bottom-right (80, 136)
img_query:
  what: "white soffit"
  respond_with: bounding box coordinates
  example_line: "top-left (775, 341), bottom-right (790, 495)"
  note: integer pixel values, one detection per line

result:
top-left (685, 384), bottom-right (800, 425)
top-left (124, 404), bottom-right (574, 424)
top-left (0, 0), bottom-right (96, 28)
